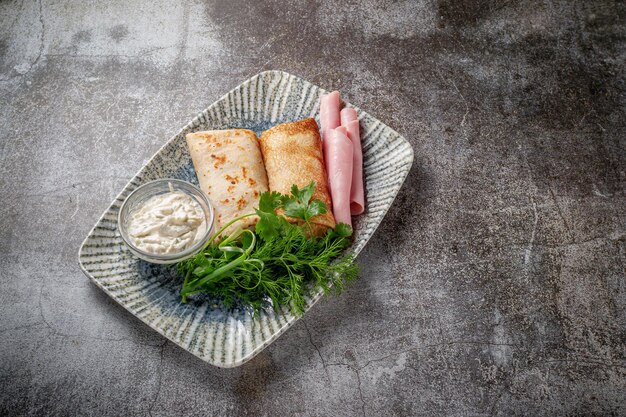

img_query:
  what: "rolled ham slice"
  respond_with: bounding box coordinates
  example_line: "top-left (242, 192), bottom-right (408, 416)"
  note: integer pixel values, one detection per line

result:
top-left (340, 108), bottom-right (365, 215)
top-left (325, 126), bottom-right (354, 227)
top-left (320, 91), bottom-right (341, 142)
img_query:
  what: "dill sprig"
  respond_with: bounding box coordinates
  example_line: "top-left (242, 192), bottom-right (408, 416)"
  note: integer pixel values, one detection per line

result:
top-left (176, 182), bottom-right (358, 315)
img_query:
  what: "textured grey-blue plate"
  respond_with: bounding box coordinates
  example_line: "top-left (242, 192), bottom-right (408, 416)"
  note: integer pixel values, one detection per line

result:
top-left (78, 70), bottom-right (413, 367)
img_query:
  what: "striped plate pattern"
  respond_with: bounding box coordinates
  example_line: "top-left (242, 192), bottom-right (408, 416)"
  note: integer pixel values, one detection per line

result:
top-left (78, 70), bottom-right (414, 367)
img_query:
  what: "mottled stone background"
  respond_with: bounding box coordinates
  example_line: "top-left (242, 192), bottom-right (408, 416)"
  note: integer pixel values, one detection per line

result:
top-left (1, 1), bottom-right (625, 416)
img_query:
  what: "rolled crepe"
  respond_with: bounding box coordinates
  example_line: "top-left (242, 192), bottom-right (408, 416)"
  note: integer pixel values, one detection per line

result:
top-left (259, 118), bottom-right (336, 236)
top-left (326, 127), bottom-right (354, 227)
top-left (340, 108), bottom-right (365, 215)
top-left (186, 129), bottom-right (269, 237)
top-left (320, 91), bottom-right (341, 142)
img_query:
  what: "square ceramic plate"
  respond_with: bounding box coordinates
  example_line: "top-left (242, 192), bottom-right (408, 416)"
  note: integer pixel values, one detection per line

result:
top-left (78, 70), bottom-right (413, 367)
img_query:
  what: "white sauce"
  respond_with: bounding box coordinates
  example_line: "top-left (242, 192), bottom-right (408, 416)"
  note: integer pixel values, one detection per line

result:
top-left (127, 191), bottom-right (206, 255)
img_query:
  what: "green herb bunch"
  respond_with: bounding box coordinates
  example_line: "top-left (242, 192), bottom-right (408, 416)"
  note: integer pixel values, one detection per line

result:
top-left (176, 182), bottom-right (358, 315)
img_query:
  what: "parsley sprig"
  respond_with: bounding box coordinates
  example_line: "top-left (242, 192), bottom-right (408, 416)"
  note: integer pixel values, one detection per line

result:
top-left (177, 182), bottom-right (357, 315)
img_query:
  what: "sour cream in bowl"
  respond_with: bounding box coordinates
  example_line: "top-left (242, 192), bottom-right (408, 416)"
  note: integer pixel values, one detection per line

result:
top-left (118, 179), bottom-right (214, 264)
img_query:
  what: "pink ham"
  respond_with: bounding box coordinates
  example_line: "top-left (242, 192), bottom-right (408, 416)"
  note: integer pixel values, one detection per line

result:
top-left (324, 126), bottom-right (353, 227)
top-left (340, 108), bottom-right (365, 215)
top-left (320, 91), bottom-right (341, 142)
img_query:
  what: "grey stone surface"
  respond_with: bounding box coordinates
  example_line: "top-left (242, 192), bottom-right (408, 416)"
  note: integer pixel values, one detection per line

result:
top-left (1, 0), bottom-right (624, 415)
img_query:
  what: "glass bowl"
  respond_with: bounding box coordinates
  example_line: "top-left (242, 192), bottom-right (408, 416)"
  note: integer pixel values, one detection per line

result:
top-left (118, 179), bottom-right (214, 264)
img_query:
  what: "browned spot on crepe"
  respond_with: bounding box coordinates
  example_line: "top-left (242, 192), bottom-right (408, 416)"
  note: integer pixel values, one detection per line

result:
top-left (225, 174), bottom-right (239, 184)
top-left (211, 154), bottom-right (227, 168)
